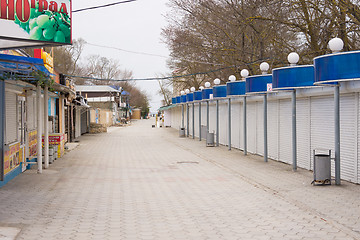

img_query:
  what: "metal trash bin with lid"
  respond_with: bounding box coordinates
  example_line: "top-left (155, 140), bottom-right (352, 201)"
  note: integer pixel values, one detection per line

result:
top-left (312, 149), bottom-right (331, 185)
top-left (206, 131), bottom-right (214, 147)
top-left (179, 127), bottom-right (185, 137)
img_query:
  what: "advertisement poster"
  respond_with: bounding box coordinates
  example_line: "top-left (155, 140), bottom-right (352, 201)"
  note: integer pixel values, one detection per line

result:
top-left (0, 0), bottom-right (71, 48)
top-left (28, 130), bottom-right (37, 159)
top-left (4, 142), bottom-right (23, 175)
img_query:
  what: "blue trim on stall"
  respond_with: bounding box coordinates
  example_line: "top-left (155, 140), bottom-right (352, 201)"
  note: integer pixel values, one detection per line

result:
top-left (186, 93), bottom-right (194, 102)
top-left (194, 91), bottom-right (202, 101)
top-left (172, 97), bottom-right (176, 105)
top-left (0, 163), bottom-right (23, 188)
top-left (272, 65), bottom-right (315, 90)
top-left (180, 95), bottom-right (187, 103)
top-left (246, 75), bottom-right (272, 94)
top-left (202, 89), bottom-right (213, 100)
top-left (227, 81), bottom-right (246, 96)
top-left (176, 96), bottom-right (181, 104)
top-left (213, 85), bottom-right (227, 98)
top-left (314, 50), bottom-right (360, 84)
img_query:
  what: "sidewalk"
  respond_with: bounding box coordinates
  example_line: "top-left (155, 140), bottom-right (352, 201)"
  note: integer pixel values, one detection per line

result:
top-left (0, 119), bottom-right (359, 240)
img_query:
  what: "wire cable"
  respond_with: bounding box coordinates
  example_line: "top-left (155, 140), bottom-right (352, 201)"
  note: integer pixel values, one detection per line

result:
top-left (63, 58), bottom-right (269, 82)
top-left (85, 42), bottom-right (225, 66)
top-left (73, 0), bottom-right (137, 13)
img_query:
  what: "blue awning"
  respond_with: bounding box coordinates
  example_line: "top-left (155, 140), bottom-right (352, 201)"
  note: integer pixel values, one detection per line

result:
top-left (0, 53), bottom-right (51, 81)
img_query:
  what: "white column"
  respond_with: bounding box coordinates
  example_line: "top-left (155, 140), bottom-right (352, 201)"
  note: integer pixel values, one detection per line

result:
top-left (44, 85), bottom-right (49, 169)
top-left (36, 84), bottom-right (42, 173)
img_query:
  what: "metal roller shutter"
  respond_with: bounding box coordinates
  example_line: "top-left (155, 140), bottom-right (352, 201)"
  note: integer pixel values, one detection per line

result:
top-left (297, 97), bottom-right (311, 169)
top-left (209, 102), bottom-right (216, 137)
top-left (219, 100), bottom-right (228, 146)
top-left (231, 99), bottom-right (241, 149)
top-left (188, 104), bottom-right (193, 136)
top-left (239, 101), bottom-right (244, 151)
top-left (194, 104), bottom-right (199, 138)
top-left (27, 96), bottom-right (36, 131)
top-left (256, 101), bottom-right (264, 156)
top-left (310, 95), bottom-right (334, 171)
top-left (268, 100), bottom-right (279, 161)
top-left (339, 93), bottom-right (357, 182)
top-left (5, 91), bottom-right (17, 144)
top-left (279, 99), bottom-right (292, 164)
top-left (247, 101), bottom-right (257, 154)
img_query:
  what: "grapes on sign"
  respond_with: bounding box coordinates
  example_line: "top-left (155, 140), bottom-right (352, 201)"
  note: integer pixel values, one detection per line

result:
top-left (13, 0), bottom-right (71, 43)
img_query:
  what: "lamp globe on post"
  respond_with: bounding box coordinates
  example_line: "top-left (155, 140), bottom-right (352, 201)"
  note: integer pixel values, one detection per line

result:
top-left (241, 69), bottom-right (249, 81)
top-left (205, 82), bottom-right (211, 88)
top-left (199, 86), bottom-right (204, 90)
top-left (185, 89), bottom-right (190, 94)
top-left (287, 52), bottom-right (300, 66)
top-left (180, 90), bottom-right (185, 95)
top-left (190, 87), bottom-right (196, 92)
top-left (228, 75), bottom-right (236, 82)
top-left (329, 37), bottom-right (344, 53)
top-left (214, 78), bottom-right (221, 85)
top-left (260, 62), bottom-right (270, 75)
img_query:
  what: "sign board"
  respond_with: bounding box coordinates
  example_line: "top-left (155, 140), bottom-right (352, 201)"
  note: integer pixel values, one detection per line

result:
top-left (0, 0), bottom-right (71, 50)
top-left (267, 83), bottom-right (272, 92)
top-left (34, 48), bottom-right (53, 74)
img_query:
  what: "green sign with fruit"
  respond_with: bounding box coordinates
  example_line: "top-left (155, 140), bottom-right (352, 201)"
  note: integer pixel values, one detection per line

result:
top-left (0, 0), bottom-right (71, 46)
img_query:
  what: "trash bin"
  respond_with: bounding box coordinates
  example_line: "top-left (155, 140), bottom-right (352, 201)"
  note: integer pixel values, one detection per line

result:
top-left (312, 149), bottom-right (331, 185)
top-left (179, 127), bottom-right (185, 137)
top-left (206, 132), bottom-right (214, 147)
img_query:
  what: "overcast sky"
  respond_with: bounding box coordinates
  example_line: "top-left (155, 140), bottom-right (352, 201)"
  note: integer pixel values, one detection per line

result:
top-left (72, 0), bottom-right (171, 113)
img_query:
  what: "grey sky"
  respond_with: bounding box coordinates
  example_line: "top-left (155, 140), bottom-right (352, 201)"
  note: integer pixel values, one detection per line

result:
top-left (72, 0), bottom-right (171, 113)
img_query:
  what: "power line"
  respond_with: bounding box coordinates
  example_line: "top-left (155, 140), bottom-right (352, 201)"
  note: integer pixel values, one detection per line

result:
top-left (73, 0), bottom-right (137, 13)
top-left (85, 42), bottom-right (225, 66)
top-left (64, 65), bottom-right (237, 82)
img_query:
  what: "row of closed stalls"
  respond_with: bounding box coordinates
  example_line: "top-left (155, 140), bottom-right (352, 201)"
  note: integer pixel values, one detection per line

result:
top-left (165, 43), bottom-right (360, 185)
top-left (0, 53), bottom-right (90, 187)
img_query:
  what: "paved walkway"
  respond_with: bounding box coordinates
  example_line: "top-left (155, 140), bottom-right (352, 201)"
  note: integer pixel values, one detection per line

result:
top-left (0, 119), bottom-right (360, 240)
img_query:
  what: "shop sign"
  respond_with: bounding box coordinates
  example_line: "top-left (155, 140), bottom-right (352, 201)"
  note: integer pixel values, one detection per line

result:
top-left (0, 0), bottom-right (71, 49)
top-left (34, 48), bottom-right (53, 74)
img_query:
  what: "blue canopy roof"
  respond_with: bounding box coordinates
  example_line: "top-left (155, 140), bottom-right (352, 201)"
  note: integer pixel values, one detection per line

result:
top-left (0, 53), bottom-right (51, 80)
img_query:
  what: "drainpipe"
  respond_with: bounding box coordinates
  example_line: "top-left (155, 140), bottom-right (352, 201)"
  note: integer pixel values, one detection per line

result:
top-left (228, 98), bottom-right (231, 150)
top-left (0, 80), bottom-right (5, 181)
top-left (243, 96), bottom-right (247, 155)
top-left (264, 94), bottom-right (268, 162)
top-left (192, 103), bottom-right (195, 139)
top-left (335, 85), bottom-right (340, 185)
top-left (36, 83), bottom-right (42, 174)
top-left (216, 99), bottom-right (219, 146)
top-left (292, 90), bottom-right (297, 171)
top-left (199, 102), bottom-right (201, 141)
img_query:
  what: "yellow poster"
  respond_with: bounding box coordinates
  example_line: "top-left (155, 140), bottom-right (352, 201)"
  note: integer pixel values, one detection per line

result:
top-left (28, 130), bottom-right (38, 159)
top-left (4, 143), bottom-right (21, 175)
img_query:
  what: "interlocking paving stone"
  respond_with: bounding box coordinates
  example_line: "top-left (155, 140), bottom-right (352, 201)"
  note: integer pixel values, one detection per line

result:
top-left (0, 119), bottom-right (360, 239)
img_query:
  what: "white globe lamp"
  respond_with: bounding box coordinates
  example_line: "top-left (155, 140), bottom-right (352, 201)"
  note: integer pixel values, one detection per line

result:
top-left (199, 86), bottom-right (204, 90)
top-left (329, 38), bottom-right (344, 53)
top-left (185, 89), bottom-right (190, 94)
top-left (204, 82), bottom-right (211, 88)
top-left (190, 87), bottom-right (196, 92)
top-left (214, 78), bottom-right (221, 85)
top-left (228, 75), bottom-right (236, 82)
top-left (287, 52), bottom-right (300, 66)
top-left (260, 62), bottom-right (270, 74)
top-left (241, 69), bottom-right (249, 80)
top-left (180, 90), bottom-right (185, 95)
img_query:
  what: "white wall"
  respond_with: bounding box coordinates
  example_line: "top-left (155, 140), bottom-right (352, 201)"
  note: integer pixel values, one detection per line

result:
top-left (169, 81), bottom-right (360, 184)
